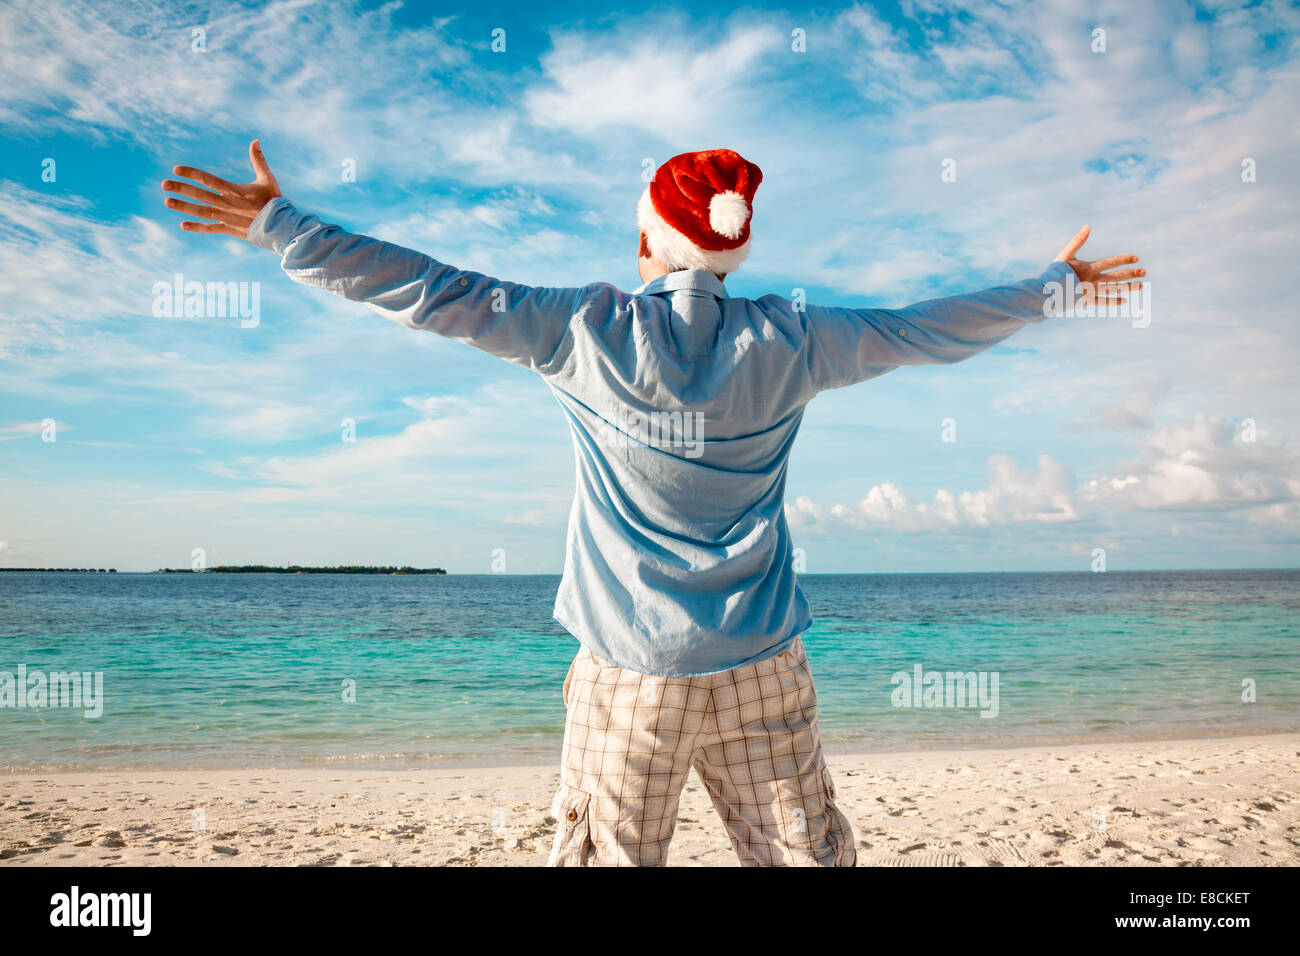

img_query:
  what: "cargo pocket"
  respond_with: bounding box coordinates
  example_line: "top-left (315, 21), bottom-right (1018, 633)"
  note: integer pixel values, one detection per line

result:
top-left (547, 784), bottom-right (593, 867)
top-left (820, 764), bottom-right (837, 799)
top-left (562, 654), bottom-right (577, 707)
top-left (820, 765), bottom-right (856, 867)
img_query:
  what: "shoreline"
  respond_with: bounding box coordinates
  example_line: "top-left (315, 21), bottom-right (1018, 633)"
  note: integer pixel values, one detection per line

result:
top-left (5, 726), bottom-right (1297, 775)
top-left (3, 733), bottom-right (1296, 866)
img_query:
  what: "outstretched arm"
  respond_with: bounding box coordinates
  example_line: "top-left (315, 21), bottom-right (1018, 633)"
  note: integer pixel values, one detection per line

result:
top-left (161, 140), bottom-right (583, 373)
top-left (803, 226), bottom-right (1145, 391)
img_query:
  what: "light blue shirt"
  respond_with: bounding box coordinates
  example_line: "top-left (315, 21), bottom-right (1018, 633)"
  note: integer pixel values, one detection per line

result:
top-left (248, 197), bottom-right (1072, 676)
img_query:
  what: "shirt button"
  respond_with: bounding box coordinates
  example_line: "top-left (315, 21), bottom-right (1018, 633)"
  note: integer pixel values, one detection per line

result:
top-left (897, 328), bottom-right (906, 336)
top-left (459, 277), bottom-right (468, 287)
top-left (566, 809), bottom-right (578, 822)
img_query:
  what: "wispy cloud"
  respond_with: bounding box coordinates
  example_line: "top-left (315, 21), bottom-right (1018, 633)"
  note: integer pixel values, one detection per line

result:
top-left (0, 420), bottom-right (65, 441)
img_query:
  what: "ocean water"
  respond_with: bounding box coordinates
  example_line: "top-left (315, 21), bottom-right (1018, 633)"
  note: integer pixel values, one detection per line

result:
top-left (0, 570), bottom-right (1296, 770)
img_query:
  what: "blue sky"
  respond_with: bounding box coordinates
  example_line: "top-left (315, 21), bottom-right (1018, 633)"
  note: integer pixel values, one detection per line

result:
top-left (1, 0), bottom-right (1298, 573)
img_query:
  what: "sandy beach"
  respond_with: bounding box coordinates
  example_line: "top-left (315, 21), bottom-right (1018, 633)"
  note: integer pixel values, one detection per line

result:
top-left (2, 734), bottom-right (1295, 867)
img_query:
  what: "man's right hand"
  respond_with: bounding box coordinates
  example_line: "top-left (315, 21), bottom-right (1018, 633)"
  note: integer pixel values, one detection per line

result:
top-left (161, 139), bottom-right (282, 241)
top-left (1054, 225), bottom-right (1146, 306)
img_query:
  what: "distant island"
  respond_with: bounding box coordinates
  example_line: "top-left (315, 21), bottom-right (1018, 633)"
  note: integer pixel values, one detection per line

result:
top-left (152, 565), bottom-right (447, 575)
top-left (0, 568), bottom-right (117, 573)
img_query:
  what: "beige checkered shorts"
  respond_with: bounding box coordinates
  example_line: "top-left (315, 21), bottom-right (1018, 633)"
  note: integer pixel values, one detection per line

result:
top-left (547, 635), bottom-right (855, 866)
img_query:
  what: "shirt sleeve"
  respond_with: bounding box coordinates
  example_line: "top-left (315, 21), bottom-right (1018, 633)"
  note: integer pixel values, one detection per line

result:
top-left (246, 197), bottom-right (584, 374)
top-left (802, 259), bottom-right (1074, 391)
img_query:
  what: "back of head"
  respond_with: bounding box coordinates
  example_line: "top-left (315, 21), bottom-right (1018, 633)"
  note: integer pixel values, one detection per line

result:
top-left (637, 149), bottom-right (763, 275)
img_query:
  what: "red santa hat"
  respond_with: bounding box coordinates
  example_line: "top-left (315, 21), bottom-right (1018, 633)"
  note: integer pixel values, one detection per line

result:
top-left (637, 148), bottom-right (763, 275)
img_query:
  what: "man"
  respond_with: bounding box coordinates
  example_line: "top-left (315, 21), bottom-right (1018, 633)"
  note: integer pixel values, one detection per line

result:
top-left (163, 141), bottom-right (1143, 866)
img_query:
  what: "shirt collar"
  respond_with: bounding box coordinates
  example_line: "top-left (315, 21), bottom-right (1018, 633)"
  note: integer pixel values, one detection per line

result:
top-left (632, 269), bottom-right (729, 299)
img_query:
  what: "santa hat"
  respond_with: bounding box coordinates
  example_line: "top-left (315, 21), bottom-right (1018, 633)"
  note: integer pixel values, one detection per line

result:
top-left (637, 149), bottom-right (763, 275)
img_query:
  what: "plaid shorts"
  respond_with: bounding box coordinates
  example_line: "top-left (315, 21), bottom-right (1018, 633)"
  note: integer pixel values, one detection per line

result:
top-left (548, 635), bottom-right (855, 867)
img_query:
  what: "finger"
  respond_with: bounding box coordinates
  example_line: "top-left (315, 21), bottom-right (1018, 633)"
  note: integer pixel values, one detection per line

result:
top-left (1055, 225), bottom-right (1089, 262)
top-left (173, 164), bottom-right (239, 194)
top-left (161, 179), bottom-right (225, 205)
top-left (1091, 267), bottom-right (1146, 281)
top-left (163, 196), bottom-right (225, 220)
top-left (165, 197), bottom-right (254, 224)
top-left (249, 139), bottom-right (273, 182)
top-left (180, 220), bottom-right (243, 237)
top-left (1094, 278), bottom-right (1145, 291)
top-left (1094, 254), bottom-right (1139, 272)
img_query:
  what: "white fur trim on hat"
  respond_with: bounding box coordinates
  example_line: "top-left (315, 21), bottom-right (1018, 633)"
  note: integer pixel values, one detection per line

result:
top-left (637, 188), bottom-right (753, 275)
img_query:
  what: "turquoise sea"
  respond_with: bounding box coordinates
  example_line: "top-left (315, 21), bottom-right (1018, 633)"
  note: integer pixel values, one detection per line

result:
top-left (0, 570), bottom-right (1296, 769)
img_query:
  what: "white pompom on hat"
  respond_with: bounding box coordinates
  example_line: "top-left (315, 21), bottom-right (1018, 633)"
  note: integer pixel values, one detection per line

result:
top-left (637, 149), bottom-right (763, 274)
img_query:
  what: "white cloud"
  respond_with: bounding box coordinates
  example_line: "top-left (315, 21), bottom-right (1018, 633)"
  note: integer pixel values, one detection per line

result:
top-left (189, 381), bottom-right (573, 514)
top-left (0, 183), bottom-right (181, 332)
top-left (790, 413), bottom-right (1300, 539)
top-left (0, 420), bottom-right (66, 441)
top-left (0, 0), bottom-right (595, 191)
top-left (788, 452), bottom-right (1079, 532)
top-left (203, 403), bottom-right (328, 443)
top-left (1082, 414), bottom-right (1300, 510)
top-left (525, 21), bottom-right (781, 139)
top-left (1086, 379), bottom-right (1169, 430)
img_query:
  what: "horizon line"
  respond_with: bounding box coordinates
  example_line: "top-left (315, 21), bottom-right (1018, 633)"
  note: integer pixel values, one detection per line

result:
top-left (4, 566), bottom-right (1299, 576)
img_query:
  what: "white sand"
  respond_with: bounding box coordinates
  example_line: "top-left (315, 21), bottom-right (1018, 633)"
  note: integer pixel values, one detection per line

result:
top-left (2, 734), bottom-right (1296, 866)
